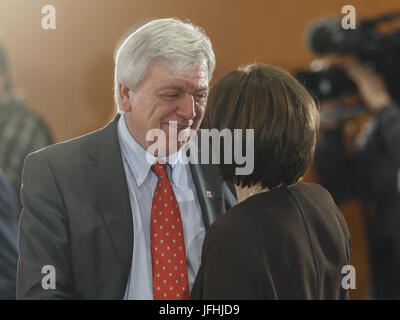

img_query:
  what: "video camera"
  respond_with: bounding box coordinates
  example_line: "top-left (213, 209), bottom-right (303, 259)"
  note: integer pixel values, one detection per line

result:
top-left (296, 11), bottom-right (400, 103)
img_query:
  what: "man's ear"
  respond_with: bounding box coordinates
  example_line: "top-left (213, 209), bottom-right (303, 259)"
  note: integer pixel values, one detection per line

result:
top-left (118, 84), bottom-right (132, 112)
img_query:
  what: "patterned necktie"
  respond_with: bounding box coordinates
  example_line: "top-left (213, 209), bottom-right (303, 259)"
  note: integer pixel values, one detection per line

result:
top-left (150, 162), bottom-right (189, 300)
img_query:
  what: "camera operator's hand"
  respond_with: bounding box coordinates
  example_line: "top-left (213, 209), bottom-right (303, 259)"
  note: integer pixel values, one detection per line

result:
top-left (319, 99), bottom-right (343, 130)
top-left (345, 63), bottom-right (392, 112)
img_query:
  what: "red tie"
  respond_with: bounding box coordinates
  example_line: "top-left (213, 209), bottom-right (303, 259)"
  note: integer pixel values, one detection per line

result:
top-left (150, 162), bottom-right (189, 300)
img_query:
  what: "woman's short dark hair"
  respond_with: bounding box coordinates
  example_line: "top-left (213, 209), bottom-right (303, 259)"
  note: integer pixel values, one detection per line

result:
top-left (202, 63), bottom-right (320, 189)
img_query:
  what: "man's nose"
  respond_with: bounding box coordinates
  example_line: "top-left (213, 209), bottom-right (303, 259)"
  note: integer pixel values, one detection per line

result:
top-left (177, 93), bottom-right (196, 121)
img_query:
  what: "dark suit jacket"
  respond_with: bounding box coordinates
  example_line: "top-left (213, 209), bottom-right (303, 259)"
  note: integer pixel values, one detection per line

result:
top-left (16, 114), bottom-right (237, 299)
top-left (191, 183), bottom-right (351, 300)
top-left (0, 169), bottom-right (19, 299)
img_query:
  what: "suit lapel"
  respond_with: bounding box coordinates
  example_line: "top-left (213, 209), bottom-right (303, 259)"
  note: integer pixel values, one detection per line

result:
top-left (84, 117), bottom-right (235, 279)
top-left (86, 115), bottom-right (133, 277)
top-left (190, 162), bottom-right (226, 229)
top-left (188, 134), bottom-right (237, 229)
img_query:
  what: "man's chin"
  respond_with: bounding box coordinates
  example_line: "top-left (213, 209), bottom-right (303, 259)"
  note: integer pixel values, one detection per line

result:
top-left (149, 141), bottom-right (187, 158)
top-left (145, 125), bottom-right (195, 158)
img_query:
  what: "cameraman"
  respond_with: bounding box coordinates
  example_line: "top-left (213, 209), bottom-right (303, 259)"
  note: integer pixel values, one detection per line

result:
top-left (315, 62), bottom-right (400, 299)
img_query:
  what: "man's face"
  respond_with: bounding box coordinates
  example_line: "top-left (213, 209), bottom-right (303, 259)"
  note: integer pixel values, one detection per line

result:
top-left (119, 60), bottom-right (209, 156)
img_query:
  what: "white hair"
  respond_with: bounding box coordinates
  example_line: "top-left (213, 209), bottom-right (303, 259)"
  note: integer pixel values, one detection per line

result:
top-left (114, 18), bottom-right (216, 112)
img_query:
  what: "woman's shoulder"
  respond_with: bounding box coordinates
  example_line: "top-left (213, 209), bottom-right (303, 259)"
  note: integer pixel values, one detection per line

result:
top-left (209, 182), bottom-right (338, 232)
top-left (206, 198), bottom-right (262, 242)
top-left (291, 182), bottom-right (338, 207)
top-left (207, 189), bottom-right (282, 239)
top-left (295, 182), bottom-right (331, 194)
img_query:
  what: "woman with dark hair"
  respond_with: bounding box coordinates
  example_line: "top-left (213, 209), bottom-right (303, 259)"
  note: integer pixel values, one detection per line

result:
top-left (191, 64), bottom-right (351, 300)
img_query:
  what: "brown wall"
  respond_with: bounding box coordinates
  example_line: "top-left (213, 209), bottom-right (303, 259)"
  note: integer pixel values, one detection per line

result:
top-left (1, 0), bottom-right (399, 299)
top-left (1, 0), bottom-right (399, 142)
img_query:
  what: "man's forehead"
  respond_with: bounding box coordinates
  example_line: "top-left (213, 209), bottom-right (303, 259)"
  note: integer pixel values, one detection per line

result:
top-left (145, 74), bottom-right (209, 91)
top-left (156, 83), bottom-right (209, 92)
top-left (144, 63), bottom-right (209, 90)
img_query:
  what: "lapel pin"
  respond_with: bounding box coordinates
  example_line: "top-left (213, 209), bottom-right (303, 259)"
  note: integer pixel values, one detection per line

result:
top-left (206, 191), bottom-right (212, 198)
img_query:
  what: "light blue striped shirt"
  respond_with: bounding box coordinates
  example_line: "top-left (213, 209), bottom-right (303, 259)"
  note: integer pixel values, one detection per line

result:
top-left (117, 115), bottom-right (205, 300)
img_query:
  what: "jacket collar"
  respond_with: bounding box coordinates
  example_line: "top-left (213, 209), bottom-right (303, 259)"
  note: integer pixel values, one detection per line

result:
top-left (86, 114), bottom-right (133, 286)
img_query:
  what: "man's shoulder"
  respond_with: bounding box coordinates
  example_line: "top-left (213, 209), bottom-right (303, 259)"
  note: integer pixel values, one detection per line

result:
top-left (40, 128), bottom-right (103, 156)
top-left (29, 130), bottom-right (97, 164)
top-left (26, 116), bottom-right (119, 168)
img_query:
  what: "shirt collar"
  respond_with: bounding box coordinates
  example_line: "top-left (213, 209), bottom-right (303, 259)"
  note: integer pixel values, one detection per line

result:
top-left (117, 114), bottom-right (185, 188)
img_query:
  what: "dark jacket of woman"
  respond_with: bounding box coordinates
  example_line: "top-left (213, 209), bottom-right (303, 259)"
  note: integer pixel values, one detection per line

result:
top-left (191, 182), bottom-right (351, 300)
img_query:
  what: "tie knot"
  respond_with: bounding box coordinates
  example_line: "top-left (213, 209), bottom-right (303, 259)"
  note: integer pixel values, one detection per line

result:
top-left (151, 163), bottom-right (168, 179)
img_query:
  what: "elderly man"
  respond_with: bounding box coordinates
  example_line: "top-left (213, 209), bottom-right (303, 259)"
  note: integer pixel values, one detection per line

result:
top-left (17, 18), bottom-right (236, 300)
